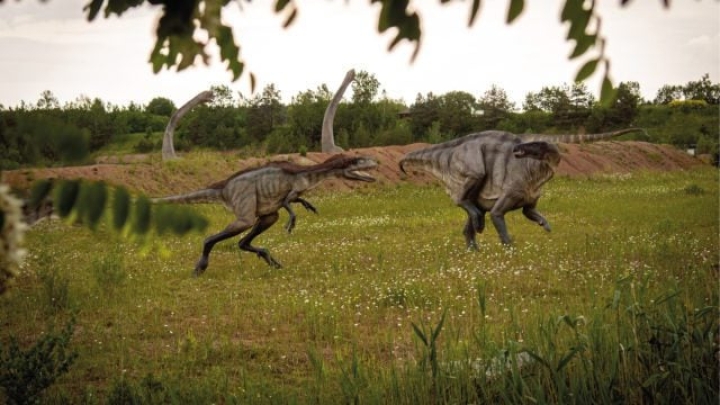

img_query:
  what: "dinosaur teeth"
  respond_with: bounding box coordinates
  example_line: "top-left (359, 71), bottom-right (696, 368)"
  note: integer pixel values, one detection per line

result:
top-left (346, 170), bottom-right (376, 182)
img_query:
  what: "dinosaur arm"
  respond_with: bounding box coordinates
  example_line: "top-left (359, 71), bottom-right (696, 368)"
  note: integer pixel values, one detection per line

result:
top-left (294, 197), bottom-right (317, 214)
top-left (282, 192), bottom-right (317, 234)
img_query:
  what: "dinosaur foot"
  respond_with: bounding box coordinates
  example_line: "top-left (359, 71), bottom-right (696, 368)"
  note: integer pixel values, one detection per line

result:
top-left (257, 249), bottom-right (283, 269)
top-left (284, 220), bottom-right (295, 234)
top-left (194, 257), bottom-right (209, 277)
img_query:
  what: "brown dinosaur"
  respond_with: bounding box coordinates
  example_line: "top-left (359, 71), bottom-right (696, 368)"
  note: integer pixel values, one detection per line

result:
top-left (154, 154), bottom-right (378, 276)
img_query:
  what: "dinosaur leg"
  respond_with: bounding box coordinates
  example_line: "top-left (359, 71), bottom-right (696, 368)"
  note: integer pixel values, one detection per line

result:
top-left (489, 197), bottom-right (519, 245)
top-left (522, 205), bottom-right (551, 232)
top-left (195, 220), bottom-right (252, 277)
top-left (459, 201), bottom-right (484, 250)
top-left (238, 212), bottom-right (283, 268)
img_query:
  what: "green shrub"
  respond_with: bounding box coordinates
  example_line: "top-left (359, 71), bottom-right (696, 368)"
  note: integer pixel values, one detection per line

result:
top-left (0, 319), bottom-right (77, 405)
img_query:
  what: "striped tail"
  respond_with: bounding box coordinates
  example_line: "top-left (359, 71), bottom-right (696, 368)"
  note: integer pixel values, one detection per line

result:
top-left (152, 188), bottom-right (223, 204)
top-left (520, 127), bottom-right (647, 143)
top-left (399, 148), bottom-right (435, 174)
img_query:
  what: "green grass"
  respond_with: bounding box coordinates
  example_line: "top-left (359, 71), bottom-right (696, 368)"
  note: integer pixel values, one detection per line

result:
top-left (2, 168), bottom-right (718, 404)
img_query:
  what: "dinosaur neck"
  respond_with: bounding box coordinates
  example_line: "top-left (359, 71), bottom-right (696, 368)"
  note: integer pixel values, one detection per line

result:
top-left (296, 168), bottom-right (345, 190)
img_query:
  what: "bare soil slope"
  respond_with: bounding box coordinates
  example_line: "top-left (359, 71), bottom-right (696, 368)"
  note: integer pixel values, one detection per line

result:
top-left (1, 142), bottom-right (706, 196)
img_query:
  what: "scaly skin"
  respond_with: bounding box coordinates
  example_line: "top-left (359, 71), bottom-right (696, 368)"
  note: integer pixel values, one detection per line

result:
top-left (155, 154), bottom-right (378, 276)
top-left (399, 128), bottom-right (644, 249)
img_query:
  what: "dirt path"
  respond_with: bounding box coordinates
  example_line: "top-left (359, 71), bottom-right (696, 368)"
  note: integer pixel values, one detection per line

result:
top-left (1, 142), bottom-right (706, 196)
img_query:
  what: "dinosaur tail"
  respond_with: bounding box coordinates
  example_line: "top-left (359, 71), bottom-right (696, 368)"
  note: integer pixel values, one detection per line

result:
top-left (520, 127), bottom-right (647, 143)
top-left (399, 146), bottom-right (451, 175)
top-left (152, 189), bottom-right (223, 204)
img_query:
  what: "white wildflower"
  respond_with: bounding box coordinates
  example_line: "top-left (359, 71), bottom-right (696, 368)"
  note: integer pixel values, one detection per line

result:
top-left (0, 183), bottom-right (28, 294)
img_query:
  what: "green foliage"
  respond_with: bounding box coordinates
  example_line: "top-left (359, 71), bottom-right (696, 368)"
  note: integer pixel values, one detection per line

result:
top-left (145, 97), bottom-right (176, 117)
top-left (411, 310), bottom-right (447, 380)
top-left (0, 318), bottom-right (77, 405)
top-left (32, 178), bottom-right (208, 239)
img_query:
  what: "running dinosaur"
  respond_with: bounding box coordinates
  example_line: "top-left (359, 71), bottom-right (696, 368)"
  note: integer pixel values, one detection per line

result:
top-left (399, 128), bottom-right (645, 249)
top-left (155, 154), bottom-right (378, 276)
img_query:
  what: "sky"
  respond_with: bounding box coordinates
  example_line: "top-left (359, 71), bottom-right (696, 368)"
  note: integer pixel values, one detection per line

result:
top-left (0, 0), bottom-right (718, 109)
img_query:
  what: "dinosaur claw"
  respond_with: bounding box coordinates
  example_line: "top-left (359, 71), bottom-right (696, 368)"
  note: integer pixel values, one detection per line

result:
top-left (194, 257), bottom-right (209, 277)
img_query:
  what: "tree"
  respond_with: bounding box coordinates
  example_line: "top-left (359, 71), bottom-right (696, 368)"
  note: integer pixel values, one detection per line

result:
top-left (477, 85), bottom-right (514, 129)
top-left (438, 91), bottom-right (478, 136)
top-left (146, 97), bottom-right (176, 117)
top-left (288, 85), bottom-right (331, 148)
top-left (36, 90), bottom-right (60, 110)
top-left (208, 84), bottom-right (236, 108)
top-left (654, 84), bottom-right (683, 105)
top-left (244, 84), bottom-right (285, 143)
top-left (351, 70), bottom-right (380, 105)
top-left (610, 81), bottom-right (641, 126)
top-left (683, 73), bottom-right (720, 104)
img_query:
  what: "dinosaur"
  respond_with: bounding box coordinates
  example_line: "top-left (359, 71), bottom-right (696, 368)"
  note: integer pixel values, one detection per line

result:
top-left (399, 128), bottom-right (645, 249)
top-left (154, 154), bottom-right (378, 276)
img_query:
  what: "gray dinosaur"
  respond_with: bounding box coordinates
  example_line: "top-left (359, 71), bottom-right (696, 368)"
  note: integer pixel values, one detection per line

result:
top-left (155, 154), bottom-right (378, 276)
top-left (399, 128), bottom-right (645, 249)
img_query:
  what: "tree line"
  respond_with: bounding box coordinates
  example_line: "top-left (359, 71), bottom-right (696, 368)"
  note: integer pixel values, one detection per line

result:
top-left (1, 72), bottom-right (718, 170)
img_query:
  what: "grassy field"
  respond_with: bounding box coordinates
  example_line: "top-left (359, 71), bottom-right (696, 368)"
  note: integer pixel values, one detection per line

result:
top-left (1, 167), bottom-right (718, 404)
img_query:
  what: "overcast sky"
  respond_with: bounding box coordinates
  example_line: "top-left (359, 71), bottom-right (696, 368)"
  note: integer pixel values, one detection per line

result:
top-left (0, 0), bottom-right (718, 109)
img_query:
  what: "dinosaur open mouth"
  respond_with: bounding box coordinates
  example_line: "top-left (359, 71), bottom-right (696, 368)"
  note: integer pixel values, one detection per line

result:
top-left (512, 148), bottom-right (526, 158)
top-left (344, 169), bottom-right (376, 182)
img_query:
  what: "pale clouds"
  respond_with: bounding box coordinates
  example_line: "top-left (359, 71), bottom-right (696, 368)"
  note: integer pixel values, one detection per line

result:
top-left (0, 0), bottom-right (718, 108)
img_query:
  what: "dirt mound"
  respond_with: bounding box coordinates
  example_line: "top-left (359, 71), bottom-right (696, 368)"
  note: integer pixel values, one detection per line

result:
top-left (1, 142), bottom-right (707, 196)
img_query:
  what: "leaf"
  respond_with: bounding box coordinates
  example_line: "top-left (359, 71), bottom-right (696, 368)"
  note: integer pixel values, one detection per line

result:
top-left (522, 349), bottom-right (553, 371)
top-left (275, 0), bottom-right (290, 12)
top-left (561, 0), bottom-right (582, 23)
top-left (575, 58), bottom-right (599, 82)
top-left (507, 0), bottom-right (524, 24)
top-left (600, 74), bottom-right (617, 106)
top-left (152, 205), bottom-right (172, 235)
top-left (569, 34), bottom-right (597, 59)
top-left (468, 0), bottom-right (481, 27)
top-left (431, 310), bottom-right (447, 342)
top-left (29, 180), bottom-right (53, 210)
top-left (132, 196), bottom-right (152, 235)
top-left (411, 322), bottom-right (428, 346)
top-left (556, 345), bottom-right (585, 372)
top-left (112, 187), bottom-right (131, 231)
top-left (566, 8), bottom-right (591, 41)
top-left (83, 0), bottom-right (104, 21)
top-left (250, 72), bottom-right (257, 94)
top-left (283, 7), bottom-right (298, 28)
top-left (55, 180), bottom-right (81, 218)
top-left (77, 181), bottom-right (107, 230)
top-left (642, 371), bottom-right (670, 388)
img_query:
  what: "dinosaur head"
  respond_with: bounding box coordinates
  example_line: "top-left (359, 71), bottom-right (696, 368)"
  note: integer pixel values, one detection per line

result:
top-left (340, 156), bottom-right (378, 182)
top-left (512, 142), bottom-right (561, 166)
